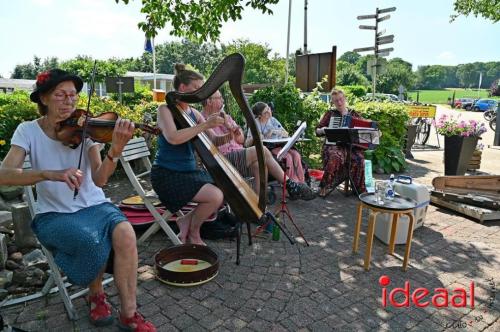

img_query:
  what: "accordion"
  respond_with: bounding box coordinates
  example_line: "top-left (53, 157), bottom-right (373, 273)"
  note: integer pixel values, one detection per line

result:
top-left (326, 114), bottom-right (379, 149)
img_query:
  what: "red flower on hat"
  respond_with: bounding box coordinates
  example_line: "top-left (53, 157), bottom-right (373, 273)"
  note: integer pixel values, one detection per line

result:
top-left (36, 71), bottom-right (51, 85)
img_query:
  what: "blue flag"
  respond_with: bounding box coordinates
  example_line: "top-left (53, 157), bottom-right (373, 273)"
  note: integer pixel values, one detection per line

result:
top-left (144, 38), bottom-right (153, 53)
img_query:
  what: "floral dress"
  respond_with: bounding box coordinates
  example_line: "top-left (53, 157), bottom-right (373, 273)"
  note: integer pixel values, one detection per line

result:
top-left (316, 109), bottom-right (366, 193)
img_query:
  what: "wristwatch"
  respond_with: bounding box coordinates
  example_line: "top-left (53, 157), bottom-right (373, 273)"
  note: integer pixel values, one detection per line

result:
top-left (106, 152), bottom-right (119, 163)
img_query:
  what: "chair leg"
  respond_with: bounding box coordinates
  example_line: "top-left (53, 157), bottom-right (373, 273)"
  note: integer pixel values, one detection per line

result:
top-left (42, 246), bottom-right (77, 320)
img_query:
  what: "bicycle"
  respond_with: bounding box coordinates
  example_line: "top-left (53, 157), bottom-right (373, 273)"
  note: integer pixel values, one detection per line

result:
top-left (490, 114), bottom-right (496, 131)
top-left (412, 117), bottom-right (432, 145)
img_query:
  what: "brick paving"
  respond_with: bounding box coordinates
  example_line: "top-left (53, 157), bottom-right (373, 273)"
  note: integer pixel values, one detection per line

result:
top-left (1, 149), bottom-right (499, 331)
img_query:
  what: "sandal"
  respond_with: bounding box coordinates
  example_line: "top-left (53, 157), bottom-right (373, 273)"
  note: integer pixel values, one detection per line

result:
top-left (118, 311), bottom-right (157, 332)
top-left (88, 293), bottom-right (114, 327)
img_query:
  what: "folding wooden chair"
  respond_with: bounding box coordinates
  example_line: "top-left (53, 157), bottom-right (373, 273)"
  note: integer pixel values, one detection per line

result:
top-left (119, 137), bottom-right (182, 245)
top-left (21, 158), bottom-right (113, 321)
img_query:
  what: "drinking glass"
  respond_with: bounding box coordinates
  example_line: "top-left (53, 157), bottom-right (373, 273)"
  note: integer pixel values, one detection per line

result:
top-left (375, 181), bottom-right (386, 205)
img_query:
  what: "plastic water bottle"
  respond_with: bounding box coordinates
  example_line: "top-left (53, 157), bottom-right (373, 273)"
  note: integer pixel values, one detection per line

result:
top-left (272, 220), bottom-right (281, 241)
top-left (385, 174), bottom-right (395, 200)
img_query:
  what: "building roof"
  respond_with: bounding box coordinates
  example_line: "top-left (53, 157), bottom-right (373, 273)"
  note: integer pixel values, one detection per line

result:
top-left (126, 71), bottom-right (174, 81)
top-left (0, 78), bottom-right (35, 90)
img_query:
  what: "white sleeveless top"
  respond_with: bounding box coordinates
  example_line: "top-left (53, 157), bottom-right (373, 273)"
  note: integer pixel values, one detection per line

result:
top-left (11, 120), bottom-right (109, 214)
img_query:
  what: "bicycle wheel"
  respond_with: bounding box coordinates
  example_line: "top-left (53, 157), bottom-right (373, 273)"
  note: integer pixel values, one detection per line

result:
top-left (484, 110), bottom-right (494, 121)
top-left (490, 117), bottom-right (496, 131)
top-left (415, 118), bottom-right (431, 145)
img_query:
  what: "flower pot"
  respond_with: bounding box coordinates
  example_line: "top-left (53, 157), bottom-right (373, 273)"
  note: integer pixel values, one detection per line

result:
top-left (444, 136), bottom-right (478, 175)
top-left (467, 150), bottom-right (482, 170)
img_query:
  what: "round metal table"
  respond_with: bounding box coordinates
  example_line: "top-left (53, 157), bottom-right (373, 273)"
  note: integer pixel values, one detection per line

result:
top-left (352, 193), bottom-right (417, 271)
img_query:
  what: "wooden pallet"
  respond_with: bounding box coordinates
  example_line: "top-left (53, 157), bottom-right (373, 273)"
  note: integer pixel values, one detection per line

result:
top-left (430, 195), bottom-right (500, 223)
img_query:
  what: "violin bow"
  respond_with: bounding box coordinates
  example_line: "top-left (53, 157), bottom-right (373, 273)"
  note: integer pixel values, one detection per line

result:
top-left (73, 60), bottom-right (97, 199)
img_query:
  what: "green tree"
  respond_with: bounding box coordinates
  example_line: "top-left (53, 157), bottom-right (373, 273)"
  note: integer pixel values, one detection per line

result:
top-left (116, 0), bottom-right (280, 42)
top-left (336, 61), bottom-right (369, 86)
top-left (451, 0), bottom-right (500, 22)
top-left (377, 58), bottom-right (417, 93)
top-left (60, 56), bottom-right (127, 83)
top-left (221, 39), bottom-right (286, 84)
top-left (338, 51), bottom-right (361, 65)
top-left (416, 65), bottom-right (448, 89)
top-left (456, 63), bottom-right (478, 88)
top-left (11, 56), bottom-right (60, 79)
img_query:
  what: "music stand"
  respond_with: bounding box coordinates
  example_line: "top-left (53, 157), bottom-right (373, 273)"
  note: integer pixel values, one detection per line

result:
top-left (272, 122), bottom-right (310, 245)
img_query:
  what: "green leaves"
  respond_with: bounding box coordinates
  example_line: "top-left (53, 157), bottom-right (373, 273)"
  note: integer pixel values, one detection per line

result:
top-left (116, 0), bottom-right (280, 42)
top-left (451, 0), bottom-right (500, 22)
top-left (355, 101), bottom-right (409, 173)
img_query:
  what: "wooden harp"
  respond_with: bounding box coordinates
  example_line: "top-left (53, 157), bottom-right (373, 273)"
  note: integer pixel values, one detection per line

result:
top-left (165, 53), bottom-right (267, 224)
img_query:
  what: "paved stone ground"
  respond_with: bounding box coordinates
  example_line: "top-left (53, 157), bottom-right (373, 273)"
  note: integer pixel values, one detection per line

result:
top-left (1, 149), bottom-right (499, 331)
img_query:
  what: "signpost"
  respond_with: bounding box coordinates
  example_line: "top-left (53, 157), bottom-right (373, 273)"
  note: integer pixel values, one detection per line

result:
top-left (105, 77), bottom-right (134, 104)
top-left (353, 6), bottom-right (396, 98)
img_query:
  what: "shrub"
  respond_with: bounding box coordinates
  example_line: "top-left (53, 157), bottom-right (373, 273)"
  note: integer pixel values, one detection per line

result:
top-left (354, 101), bottom-right (410, 173)
top-left (0, 91), bottom-right (39, 159)
top-left (338, 85), bottom-right (368, 98)
top-left (107, 81), bottom-right (153, 109)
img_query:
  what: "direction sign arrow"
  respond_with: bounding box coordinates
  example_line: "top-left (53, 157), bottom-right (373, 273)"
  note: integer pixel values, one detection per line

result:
top-left (359, 25), bottom-right (376, 30)
top-left (377, 47), bottom-right (394, 53)
top-left (377, 29), bottom-right (386, 36)
top-left (377, 34), bottom-right (394, 41)
top-left (377, 39), bottom-right (394, 46)
top-left (377, 52), bottom-right (391, 57)
top-left (378, 7), bottom-right (396, 14)
top-left (353, 46), bottom-right (375, 52)
top-left (377, 14), bottom-right (391, 22)
top-left (357, 14), bottom-right (377, 20)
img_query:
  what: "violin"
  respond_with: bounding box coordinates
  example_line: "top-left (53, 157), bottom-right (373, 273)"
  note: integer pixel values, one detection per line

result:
top-left (55, 108), bottom-right (161, 149)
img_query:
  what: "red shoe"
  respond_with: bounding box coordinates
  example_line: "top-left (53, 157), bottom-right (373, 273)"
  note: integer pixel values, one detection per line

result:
top-left (118, 312), bottom-right (157, 332)
top-left (88, 292), bottom-right (114, 326)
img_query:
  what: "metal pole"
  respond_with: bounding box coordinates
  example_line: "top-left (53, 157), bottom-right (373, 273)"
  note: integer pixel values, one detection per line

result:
top-left (152, 37), bottom-right (157, 90)
top-left (372, 8), bottom-right (378, 98)
top-left (303, 0), bottom-right (308, 54)
top-left (285, 0), bottom-right (292, 84)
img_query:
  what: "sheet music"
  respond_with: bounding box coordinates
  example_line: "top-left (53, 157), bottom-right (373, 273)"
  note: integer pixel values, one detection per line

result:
top-left (276, 122), bottom-right (307, 161)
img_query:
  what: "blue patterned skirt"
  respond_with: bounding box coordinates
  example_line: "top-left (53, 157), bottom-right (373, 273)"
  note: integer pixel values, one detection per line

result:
top-left (31, 202), bottom-right (126, 286)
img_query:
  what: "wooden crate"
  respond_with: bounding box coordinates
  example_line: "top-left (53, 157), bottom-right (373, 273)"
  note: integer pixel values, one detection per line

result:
top-left (430, 195), bottom-right (500, 223)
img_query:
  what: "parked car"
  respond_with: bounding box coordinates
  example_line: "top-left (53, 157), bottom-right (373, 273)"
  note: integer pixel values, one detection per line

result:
top-left (454, 98), bottom-right (474, 109)
top-left (472, 99), bottom-right (498, 112)
top-left (365, 93), bottom-right (401, 102)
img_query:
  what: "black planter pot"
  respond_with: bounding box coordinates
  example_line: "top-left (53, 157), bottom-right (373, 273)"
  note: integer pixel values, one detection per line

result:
top-left (444, 135), bottom-right (478, 175)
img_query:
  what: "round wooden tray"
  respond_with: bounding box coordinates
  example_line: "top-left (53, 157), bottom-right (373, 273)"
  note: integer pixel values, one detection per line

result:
top-left (155, 244), bottom-right (219, 287)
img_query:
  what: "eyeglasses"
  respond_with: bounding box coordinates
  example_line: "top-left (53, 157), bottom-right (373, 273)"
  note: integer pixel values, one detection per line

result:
top-left (53, 91), bottom-right (79, 102)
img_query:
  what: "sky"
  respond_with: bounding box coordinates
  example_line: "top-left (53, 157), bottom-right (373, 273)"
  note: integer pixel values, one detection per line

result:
top-left (0, 0), bottom-right (498, 78)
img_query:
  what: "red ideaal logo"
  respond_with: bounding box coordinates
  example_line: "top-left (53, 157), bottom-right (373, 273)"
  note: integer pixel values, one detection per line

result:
top-left (379, 275), bottom-right (475, 308)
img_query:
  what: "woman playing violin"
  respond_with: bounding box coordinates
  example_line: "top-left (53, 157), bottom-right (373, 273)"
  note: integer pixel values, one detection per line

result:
top-left (0, 69), bottom-right (156, 331)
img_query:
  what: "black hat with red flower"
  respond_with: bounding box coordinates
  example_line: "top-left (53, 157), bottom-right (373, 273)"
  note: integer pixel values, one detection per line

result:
top-left (30, 69), bottom-right (84, 103)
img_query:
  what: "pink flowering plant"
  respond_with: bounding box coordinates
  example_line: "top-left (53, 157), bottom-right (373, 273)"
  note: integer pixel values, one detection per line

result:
top-left (434, 114), bottom-right (487, 137)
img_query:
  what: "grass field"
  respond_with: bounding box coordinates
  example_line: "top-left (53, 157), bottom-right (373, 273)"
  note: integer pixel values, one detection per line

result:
top-left (407, 89), bottom-right (499, 104)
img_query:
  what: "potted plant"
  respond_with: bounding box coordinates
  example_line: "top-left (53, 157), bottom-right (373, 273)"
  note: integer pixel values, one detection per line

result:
top-left (434, 115), bottom-right (487, 175)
